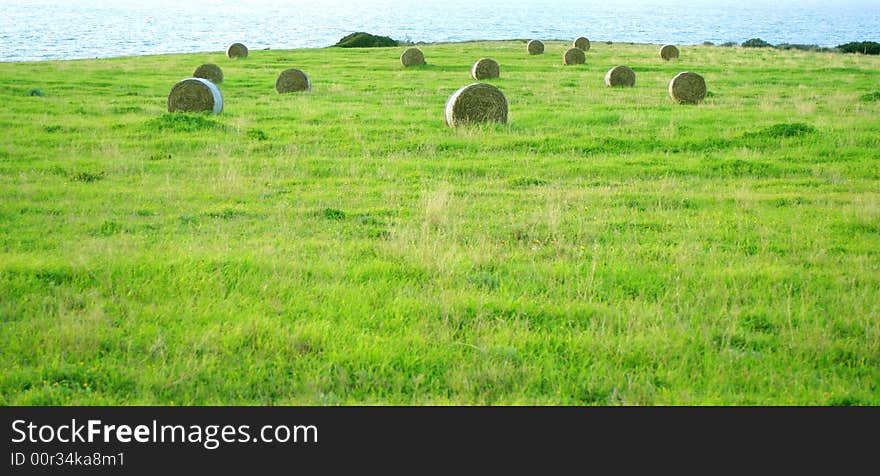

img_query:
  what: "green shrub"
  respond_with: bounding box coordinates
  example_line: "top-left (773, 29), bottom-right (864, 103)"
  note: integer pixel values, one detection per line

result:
top-left (836, 41), bottom-right (880, 55)
top-left (334, 32), bottom-right (398, 48)
top-left (246, 129), bottom-right (268, 141)
top-left (745, 122), bottom-right (817, 139)
top-left (96, 221), bottom-right (122, 236)
top-left (319, 208), bottom-right (346, 220)
top-left (27, 88), bottom-right (44, 96)
top-left (147, 113), bottom-right (224, 132)
top-left (859, 92), bottom-right (880, 102)
top-left (742, 38), bottom-right (773, 48)
top-left (710, 159), bottom-right (781, 178)
top-left (71, 171), bottom-right (105, 183)
top-left (509, 177), bottom-right (548, 187)
top-left (775, 43), bottom-right (835, 52)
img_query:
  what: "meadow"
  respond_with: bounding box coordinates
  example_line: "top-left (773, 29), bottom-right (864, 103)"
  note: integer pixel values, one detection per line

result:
top-left (0, 40), bottom-right (878, 405)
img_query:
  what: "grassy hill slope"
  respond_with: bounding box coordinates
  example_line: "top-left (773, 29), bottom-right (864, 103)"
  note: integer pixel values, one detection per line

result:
top-left (1, 41), bottom-right (878, 404)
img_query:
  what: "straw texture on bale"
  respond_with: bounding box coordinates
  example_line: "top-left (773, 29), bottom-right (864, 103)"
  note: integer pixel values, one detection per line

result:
top-left (167, 78), bottom-right (223, 114)
top-left (471, 58), bottom-right (500, 80)
top-left (573, 37), bottom-right (591, 51)
top-left (444, 83), bottom-right (508, 127)
top-left (563, 47), bottom-right (586, 65)
top-left (275, 69), bottom-right (311, 93)
top-left (604, 65), bottom-right (636, 87)
top-left (226, 43), bottom-right (249, 58)
top-left (527, 40), bottom-right (544, 55)
top-left (193, 63), bottom-right (223, 84)
top-left (660, 44), bottom-right (680, 60)
top-left (400, 48), bottom-right (425, 66)
top-left (668, 72), bottom-right (707, 104)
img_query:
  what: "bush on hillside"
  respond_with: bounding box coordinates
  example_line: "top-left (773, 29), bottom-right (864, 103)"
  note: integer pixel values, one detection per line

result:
top-left (836, 41), bottom-right (880, 55)
top-left (775, 43), bottom-right (836, 52)
top-left (742, 38), bottom-right (773, 48)
top-left (334, 32), bottom-right (398, 48)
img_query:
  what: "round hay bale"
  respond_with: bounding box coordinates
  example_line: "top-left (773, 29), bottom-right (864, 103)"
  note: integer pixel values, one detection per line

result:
top-left (193, 63), bottom-right (223, 84)
top-left (444, 83), bottom-right (508, 127)
top-left (226, 43), bottom-right (249, 58)
top-left (573, 37), bottom-right (591, 51)
top-left (275, 68), bottom-right (311, 93)
top-left (527, 40), bottom-right (544, 55)
top-left (660, 44), bottom-right (680, 60)
top-left (668, 71), bottom-right (707, 104)
top-left (167, 78), bottom-right (223, 114)
top-left (563, 47), bottom-right (586, 65)
top-left (400, 47), bottom-right (425, 67)
top-left (471, 58), bottom-right (500, 80)
top-left (604, 65), bottom-right (636, 87)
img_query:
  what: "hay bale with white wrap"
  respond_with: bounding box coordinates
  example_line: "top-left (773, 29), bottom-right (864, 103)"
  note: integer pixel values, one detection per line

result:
top-left (167, 78), bottom-right (223, 114)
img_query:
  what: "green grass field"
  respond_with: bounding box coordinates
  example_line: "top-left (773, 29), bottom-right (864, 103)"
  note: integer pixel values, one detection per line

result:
top-left (1, 40), bottom-right (878, 405)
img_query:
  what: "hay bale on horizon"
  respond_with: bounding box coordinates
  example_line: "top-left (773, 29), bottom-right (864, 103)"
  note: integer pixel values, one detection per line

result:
top-left (444, 83), bottom-right (508, 127)
top-left (401, 47), bottom-right (426, 66)
top-left (660, 44), bottom-right (680, 60)
top-left (563, 47), bottom-right (586, 65)
top-left (275, 68), bottom-right (311, 93)
top-left (471, 58), bottom-right (500, 80)
top-left (573, 37), bottom-right (591, 51)
top-left (527, 40), bottom-right (544, 55)
top-left (193, 63), bottom-right (223, 84)
top-left (226, 43), bottom-right (249, 58)
top-left (604, 65), bottom-right (636, 87)
top-left (167, 78), bottom-right (223, 114)
top-left (668, 71), bottom-right (707, 104)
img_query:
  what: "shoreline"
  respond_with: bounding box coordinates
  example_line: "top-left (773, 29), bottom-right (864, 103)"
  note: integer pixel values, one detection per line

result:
top-left (0, 38), bottom-right (854, 64)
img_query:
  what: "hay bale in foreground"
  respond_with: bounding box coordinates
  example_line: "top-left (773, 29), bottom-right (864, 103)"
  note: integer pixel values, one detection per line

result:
top-left (527, 40), bottom-right (544, 55)
top-left (668, 72), bottom-right (707, 104)
top-left (604, 65), bottom-right (636, 87)
top-left (400, 47), bottom-right (426, 66)
top-left (660, 44), bottom-right (680, 60)
top-left (563, 47), bottom-right (586, 65)
top-left (444, 83), bottom-right (508, 127)
top-left (226, 43), bottom-right (249, 58)
top-left (193, 63), bottom-right (223, 84)
top-left (573, 37), bottom-right (591, 51)
top-left (471, 58), bottom-right (500, 80)
top-left (167, 78), bottom-right (223, 114)
top-left (275, 69), bottom-right (311, 93)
